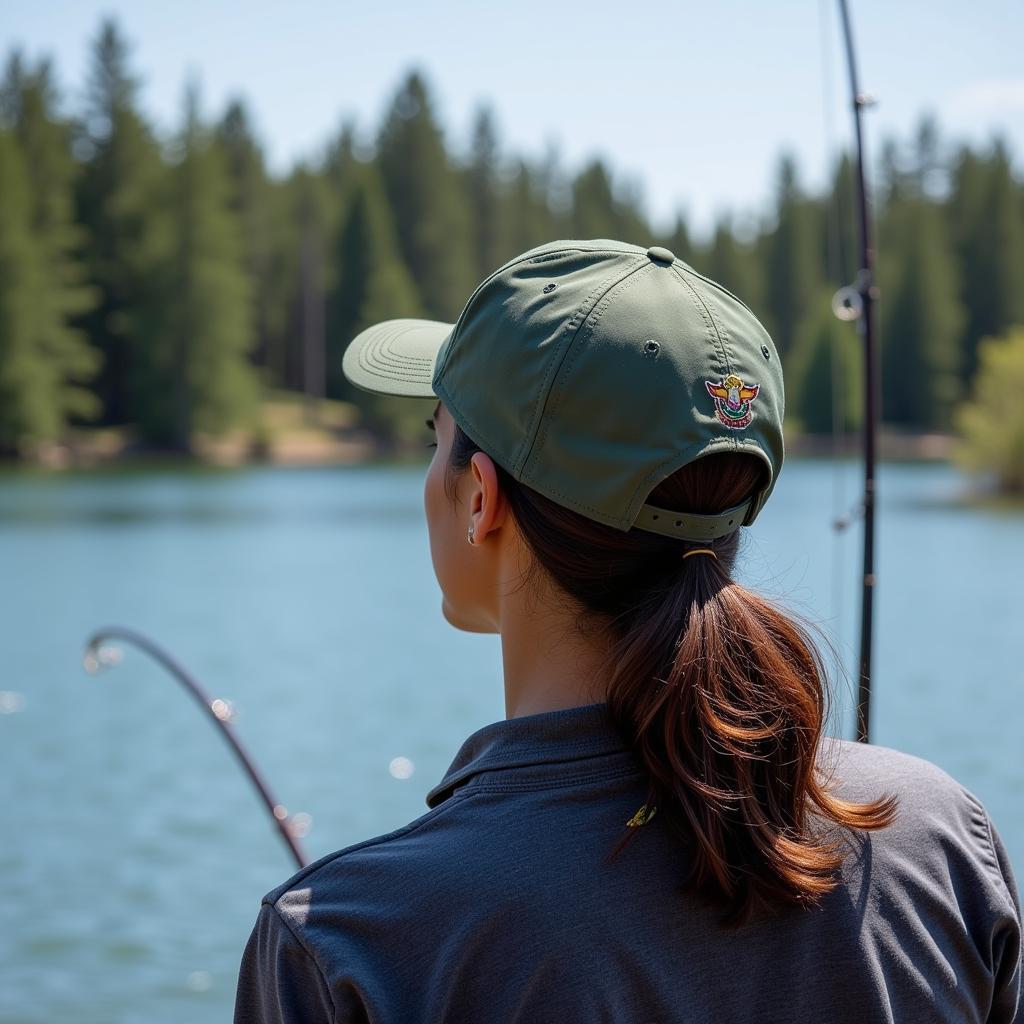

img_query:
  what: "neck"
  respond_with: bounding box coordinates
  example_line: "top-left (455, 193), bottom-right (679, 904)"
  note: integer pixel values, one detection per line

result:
top-left (497, 575), bottom-right (613, 719)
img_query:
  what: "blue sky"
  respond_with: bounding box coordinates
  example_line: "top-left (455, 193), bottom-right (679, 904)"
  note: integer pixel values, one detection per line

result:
top-left (4, 0), bottom-right (1022, 241)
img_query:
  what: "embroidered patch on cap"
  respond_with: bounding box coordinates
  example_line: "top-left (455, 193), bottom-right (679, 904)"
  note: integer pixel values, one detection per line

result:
top-left (705, 374), bottom-right (760, 429)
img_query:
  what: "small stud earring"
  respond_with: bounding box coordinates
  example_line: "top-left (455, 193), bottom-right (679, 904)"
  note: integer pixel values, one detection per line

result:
top-left (467, 523), bottom-right (475, 544)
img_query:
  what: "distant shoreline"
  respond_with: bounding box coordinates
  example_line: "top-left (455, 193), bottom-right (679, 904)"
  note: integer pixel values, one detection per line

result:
top-left (2, 428), bottom-right (957, 471)
top-left (785, 431), bottom-right (955, 462)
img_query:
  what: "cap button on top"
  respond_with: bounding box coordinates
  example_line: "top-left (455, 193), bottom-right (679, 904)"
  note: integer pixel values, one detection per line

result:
top-left (646, 245), bottom-right (675, 264)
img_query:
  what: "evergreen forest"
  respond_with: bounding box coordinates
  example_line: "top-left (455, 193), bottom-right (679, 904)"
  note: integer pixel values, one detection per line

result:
top-left (2, 19), bottom-right (1023, 472)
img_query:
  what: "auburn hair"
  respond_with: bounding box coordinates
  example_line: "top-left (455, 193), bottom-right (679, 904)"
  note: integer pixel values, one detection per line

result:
top-left (444, 421), bottom-right (897, 926)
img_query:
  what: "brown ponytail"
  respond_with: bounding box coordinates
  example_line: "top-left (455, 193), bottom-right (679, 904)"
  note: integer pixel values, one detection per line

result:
top-left (445, 423), bottom-right (897, 926)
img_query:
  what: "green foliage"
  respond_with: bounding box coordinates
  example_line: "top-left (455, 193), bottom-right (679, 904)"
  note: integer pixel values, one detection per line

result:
top-left (662, 212), bottom-right (696, 266)
top-left (376, 71), bottom-right (474, 321)
top-left (700, 216), bottom-right (763, 312)
top-left (824, 154), bottom-right (857, 286)
top-left (215, 99), bottom-right (279, 377)
top-left (465, 105), bottom-right (508, 281)
top-left (75, 18), bottom-right (173, 427)
top-left (787, 290), bottom-right (863, 435)
top-left (2, 20), bottom-right (1024, 459)
top-left (152, 84), bottom-right (258, 447)
top-left (0, 54), bottom-right (100, 443)
top-left (879, 198), bottom-right (965, 430)
top-left (0, 131), bottom-right (55, 451)
top-left (762, 153), bottom-right (823, 356)
top-left (954, 326), bottom-right (1024, 492)
top-left (949, 141), bottom-right (1024, 383)
top-left (327, 161), bottom-right (421, 405)
top-left (569, 159), bottom-right (651, 245)
top-left (504, 154), bottom-right (563, 256)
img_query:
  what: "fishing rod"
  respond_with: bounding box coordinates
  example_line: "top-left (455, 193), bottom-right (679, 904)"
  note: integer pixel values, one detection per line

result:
top-left (830, 0), bottom-right (879, 744)
top-left (82, 625), bottom-right (310, 870)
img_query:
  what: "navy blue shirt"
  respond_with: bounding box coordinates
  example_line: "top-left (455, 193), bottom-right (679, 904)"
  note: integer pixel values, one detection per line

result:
top-left (234, 702), bottom-right (1021, 1022)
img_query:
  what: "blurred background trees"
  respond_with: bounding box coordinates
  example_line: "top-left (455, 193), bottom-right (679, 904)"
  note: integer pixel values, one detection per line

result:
top-left (955, 326), bottom-right (1024, 494)
top-left (1, 16), bottom-right (1022, 473)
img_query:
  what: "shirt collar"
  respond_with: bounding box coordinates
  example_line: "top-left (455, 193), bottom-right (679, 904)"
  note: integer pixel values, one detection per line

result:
top-left (425, 701), bottom-right (630, 808)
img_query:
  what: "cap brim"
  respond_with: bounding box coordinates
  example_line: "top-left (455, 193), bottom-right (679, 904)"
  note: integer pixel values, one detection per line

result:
top-left (342, 318), bottom-right (454, 398)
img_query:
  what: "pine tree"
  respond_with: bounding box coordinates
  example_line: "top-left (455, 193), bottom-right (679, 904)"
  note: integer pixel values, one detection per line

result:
top-left (949, 139), bottom-right (1024, 383)
top-left (570, 159), bottom-right (649, 241)
top-left (74, 18), bottom-right (172, 427)
top-left (146, 83), bottom-right (257, 449)
top-left (316, 118), bottom-right (364, 256)
top-left (762, 153), bottom-right (823, 356)
top-left (702, 215), bottom-right (763, 312)
top-left (663, 212), bottom-right (696, 265)
top-left (465, 104), bottom-right (508, 280)
top-left (376, 70), bottom-right (473, 320)
top-left (215, 99), bottom-right (277, 378)
top-left (787, 288), bottom-right (862, 435)
top-left (910, 114), bottom-right (948, 199)
top-left (535, 142), bottom-right (573, 237)
top-left (279, 167), bottom-right (334, 405)
top-left (822, 153), bottom-right (857, 288)
top-left (504, 156), bottom-right (560, 255)
top-left (878, 136), bottom-right (913, 208)
top-left (323, 117), bottom-right (358, 198)
top-left (0, 130), bottom-right (54, 453)
top-left (326, 161), bottom-right (420, 402)
top-left (0, 52), bottom-right (100, 434)
top-left (613, 172), bottom-right (654, 247)
top-left (879, 198), bottom-right (964, 429)
top-left (570, 159), bottom-right (612, 238)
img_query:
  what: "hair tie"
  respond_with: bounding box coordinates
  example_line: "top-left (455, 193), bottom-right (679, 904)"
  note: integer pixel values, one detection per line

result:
top-left (682, 548), bottom-right (717, 561)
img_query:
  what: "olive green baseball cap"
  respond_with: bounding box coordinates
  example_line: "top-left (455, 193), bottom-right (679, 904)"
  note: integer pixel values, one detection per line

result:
top-left (342, 238), bottom-right (784, 541)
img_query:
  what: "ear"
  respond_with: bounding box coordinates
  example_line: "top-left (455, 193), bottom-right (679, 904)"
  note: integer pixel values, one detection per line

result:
top-left (467, 451), bottom-right (508, 544)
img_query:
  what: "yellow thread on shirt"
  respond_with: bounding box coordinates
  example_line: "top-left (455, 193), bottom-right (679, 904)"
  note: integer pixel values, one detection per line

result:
top-left (626, 804), bottom-right (658, 827)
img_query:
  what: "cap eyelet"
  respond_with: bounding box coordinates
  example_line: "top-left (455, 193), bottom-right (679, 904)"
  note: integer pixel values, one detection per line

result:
top-left (542, 283), bottom-right (557, 294)
top-left (761, 344), bottom-right (771, 360)
top-left (643, 339), bottom-right (660, 358)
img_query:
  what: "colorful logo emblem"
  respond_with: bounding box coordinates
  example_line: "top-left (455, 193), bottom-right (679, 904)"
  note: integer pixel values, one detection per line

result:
top-left (705, 374), bottom-right (760, 429)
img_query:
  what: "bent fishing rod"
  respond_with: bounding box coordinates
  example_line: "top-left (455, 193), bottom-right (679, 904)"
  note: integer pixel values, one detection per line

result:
top-left (82, 625), bottom-right (310, 870)
top-left (830, 0), bottom-right (879, 744)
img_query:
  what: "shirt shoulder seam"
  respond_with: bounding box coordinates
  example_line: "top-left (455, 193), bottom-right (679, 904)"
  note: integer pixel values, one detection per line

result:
top-left (263, 900), bottom-right (339, 1019)
top-left (961, 787), bottom-right (1013, 898)
top-left (265, 788), bottom-right (479, 901)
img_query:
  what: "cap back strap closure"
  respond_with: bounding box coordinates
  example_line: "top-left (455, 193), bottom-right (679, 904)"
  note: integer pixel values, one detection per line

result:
top-left (632, 497), bottom-right (753, 541)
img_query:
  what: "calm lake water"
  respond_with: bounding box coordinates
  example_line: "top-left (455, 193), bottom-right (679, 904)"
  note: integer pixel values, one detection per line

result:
top-left (1, 459), bottom-right (1022, 1023)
